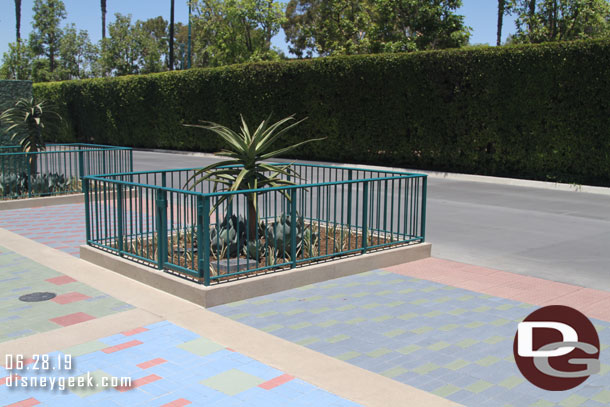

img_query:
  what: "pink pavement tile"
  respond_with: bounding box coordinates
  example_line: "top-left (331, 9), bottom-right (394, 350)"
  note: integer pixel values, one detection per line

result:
top-left (161, 399), bottom-right (192, 407)
top-left (23, 358), bottom-right (36, 366)
top-left (259, 374), bottom-right (295, 390)
top-left (541, 287), bottom-right (610, 309)
top-left (0, 374), bottom-right (21, 386)
top-left (383, 258), bottom-right (610, 322)
top-left (385, 257), bottom-right (457, 277)
top-left (137, 358), bottom-right (167, 369)
top-left (122, 327), bottom-right (149, 336)
top-left (494, 280), bottom-right (581, 305)
top-left (385, 257), bottom-right (496, 282)
top-left (50, 312), bottom-right (96, 327)
top-left (579, 298), bottom-right (610, 321)
top-left (5, 398), bottom-right (40, 407)
top-left (102, 340), bottom-right (143, 354)
top-left (116, 374), bottom-right (161, 392)
top-left (46, 276), bottom-right (77, 288)
top-left (51, 292), bottom-right (91, 305)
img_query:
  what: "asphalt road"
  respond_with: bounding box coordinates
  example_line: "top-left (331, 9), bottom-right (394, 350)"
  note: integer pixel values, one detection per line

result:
top-left (133, 150), bottom-right (610, 292)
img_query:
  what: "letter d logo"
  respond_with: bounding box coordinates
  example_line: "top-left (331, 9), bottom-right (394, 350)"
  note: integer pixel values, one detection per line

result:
top-left (517, 322), bottom-right (577, 357)
top-left (513, 305), bottom-right (600, 391)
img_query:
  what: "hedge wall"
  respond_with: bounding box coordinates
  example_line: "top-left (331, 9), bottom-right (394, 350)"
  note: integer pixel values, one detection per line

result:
top-left (34, 40), bottom-right (610, 186)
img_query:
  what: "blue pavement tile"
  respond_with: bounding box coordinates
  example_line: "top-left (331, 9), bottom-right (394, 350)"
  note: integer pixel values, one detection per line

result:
top-left (210, 269), bottom-right (610, 407)
top-left (238, 362), bottom-right (284, 381)
top-left (0, 320), bottom-right (362, 407)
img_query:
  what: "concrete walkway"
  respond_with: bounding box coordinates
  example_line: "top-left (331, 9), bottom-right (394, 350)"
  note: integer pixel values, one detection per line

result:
top-left (211, 259), bottom-right (610, 407)
top-left (0, 228), bottom-right (454, 407)
top-left (1, 213), bottom-right (609, 405)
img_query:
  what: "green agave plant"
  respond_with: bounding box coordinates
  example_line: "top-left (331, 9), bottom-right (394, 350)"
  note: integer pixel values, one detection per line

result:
top-left (184, 114), bottom-right (323, 237)
top-left (0, 97), bottom-right (62, 174)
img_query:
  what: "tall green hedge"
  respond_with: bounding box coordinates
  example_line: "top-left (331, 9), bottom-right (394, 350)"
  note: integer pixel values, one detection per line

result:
top-left (35, 40), bottom-right (610, 186)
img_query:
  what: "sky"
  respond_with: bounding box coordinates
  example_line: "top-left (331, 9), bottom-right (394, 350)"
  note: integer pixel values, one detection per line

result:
top-left (0, 0), bottom-right (517, 58)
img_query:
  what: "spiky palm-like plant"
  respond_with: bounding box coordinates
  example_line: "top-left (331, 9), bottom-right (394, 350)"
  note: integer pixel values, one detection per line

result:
top-left (0, 98), bottom-right (62, 174)
top-left (184, 114), bottom-right (323, 238)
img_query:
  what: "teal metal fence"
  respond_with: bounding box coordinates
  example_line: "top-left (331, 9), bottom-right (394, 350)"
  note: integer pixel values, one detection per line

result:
top-left (83, 164), bottom-right (427, 285)
top-left (0, 143), bottom-right (133, 199)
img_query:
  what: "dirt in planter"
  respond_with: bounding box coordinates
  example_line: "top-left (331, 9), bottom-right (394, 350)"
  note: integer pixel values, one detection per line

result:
top-left (117, 223), bottom-right (406, 284)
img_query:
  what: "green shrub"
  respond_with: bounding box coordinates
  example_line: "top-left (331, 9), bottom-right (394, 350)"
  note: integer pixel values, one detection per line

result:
top-left (34, 39), bottom-right (610, 186)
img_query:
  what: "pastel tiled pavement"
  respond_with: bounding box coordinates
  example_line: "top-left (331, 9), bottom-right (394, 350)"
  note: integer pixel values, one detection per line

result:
top-left (0, 245), bottom-right (133, 342)
top-left (0, 205), bottom-right (86, 257)
top-left (211, 269), bottom-right (610, 407)
top-left (0, 229), bottom-right (368, 407)
top-left (387, 258), bottom-right (610, 322)
top-left (2, 201), bottom-right (609, 406)
top-left (0, 321), bottom-right (362, 407)
top-left (0, 203), bottom-right (182, 259)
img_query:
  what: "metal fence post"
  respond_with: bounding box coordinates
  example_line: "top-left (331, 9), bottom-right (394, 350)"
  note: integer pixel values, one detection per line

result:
top-left (290, 188), bottom-right (297, 268)
top-left (156, 188), bottom-right (168, 270)
top-left (362, 181), bottom-right (369, 254)
top-left (129, 149), bottom-right (134, 184)
top-left (347, 169), bottom-right (353, 227)
top-left (25, 153), bottom-right (32, 198)
top-left (421, 176), bottom-right (427, 242)
top-left (117, 184), bottom-right (124, 255)
top-left (83, 178), bottom-right (91, 243)
top-left (78, 150), bottom-right (85, 192)
top-left (197, 195), bottom-right (211, 286)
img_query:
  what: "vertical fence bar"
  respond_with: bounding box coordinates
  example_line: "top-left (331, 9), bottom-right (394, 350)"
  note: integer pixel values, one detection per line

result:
top-left (362, 181), bottom-right (369, 254)
top-left (290, 188), bottom-right (297, 268)
top-left (117, 184), bottom-right (124, 255)
top-left (78, 150), bottom-right (85, 192)
top-left (156, 188), bottom-right (168, 270)
top-left (421, 176), bottom-right (427, 242)
top-left (83, 178), bottom-right (91, 243)
top-left (199, 195), bottom-right (211, 286)
top-left (25, 153), bottom-right (32, 198)
top-left (347, 169), bottom-right (353, 227)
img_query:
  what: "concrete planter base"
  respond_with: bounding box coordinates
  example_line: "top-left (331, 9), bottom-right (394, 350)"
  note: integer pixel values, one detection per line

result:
top-left (80, 242), bottom-right (431, 308)
top-left (0, 193), bottom-right (84, 211)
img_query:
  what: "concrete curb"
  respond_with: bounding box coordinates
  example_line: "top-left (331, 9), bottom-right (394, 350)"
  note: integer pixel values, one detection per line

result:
top-left (136, 148), bottom-right (610, 196)
top-left (0, 193), bottom-right (84, 211)
top-left (80, 242), bottom-right (432, 308)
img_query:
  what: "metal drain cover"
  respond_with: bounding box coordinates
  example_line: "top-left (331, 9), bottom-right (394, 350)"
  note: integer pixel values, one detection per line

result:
top-left (19, 292), bottom-right (57, 302)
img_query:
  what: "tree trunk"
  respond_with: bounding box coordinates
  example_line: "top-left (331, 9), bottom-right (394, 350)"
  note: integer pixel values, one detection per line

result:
top-left (550, 0), bottom-right (558, 40)
top-left (528, 0), bottom-right (536, 32)
top-left (497, 0), bottom-right (504, 46)
top-left (25, 144), bottom-right (38, 176)
top-left (50, 45), bottom-right (55, 72)
top-left (169, 0), bottom-right (175, 70)
top-left (101, 0), bottom-right (106, 39)
top-left (247, 197), bottom-right (257, 240)
top-left (28, 154), bottom-right (38, 176)
top-left (15, 0), bottom-right (21, 43)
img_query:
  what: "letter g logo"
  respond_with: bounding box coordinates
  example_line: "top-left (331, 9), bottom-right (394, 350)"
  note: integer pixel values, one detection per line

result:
top-left (513, 305), bottom-right (600, 391)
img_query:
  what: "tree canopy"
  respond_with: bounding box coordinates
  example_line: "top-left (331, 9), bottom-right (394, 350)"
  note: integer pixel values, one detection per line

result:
top-left (2, 0), bottom-right (610, 82)
top-left (189, 0), bottom-right (286, 67)
top-left (508, 0), bottom-right (610, 43)
top-left (283, 0), bottom-right (471, 57)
